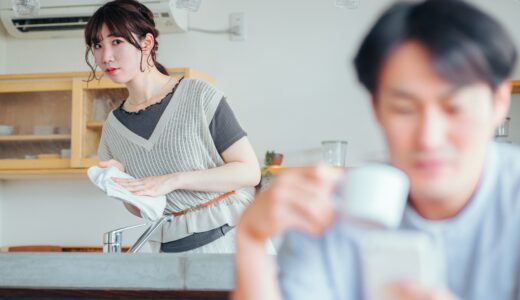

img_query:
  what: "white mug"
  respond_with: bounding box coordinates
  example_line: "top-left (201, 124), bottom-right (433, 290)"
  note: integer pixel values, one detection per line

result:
top-left (334, 164), bottom-right (409, 229)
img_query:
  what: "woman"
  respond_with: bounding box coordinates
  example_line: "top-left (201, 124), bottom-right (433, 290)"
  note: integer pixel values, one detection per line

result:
top-left (84, 0), bottom-right (260, 253)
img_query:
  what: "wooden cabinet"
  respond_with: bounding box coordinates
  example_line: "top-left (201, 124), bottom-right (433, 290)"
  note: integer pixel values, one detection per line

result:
top-left (0, 80), bottom-right (72, 171)
top-left (512, 80), bottom-right (520, 94)
top-left (70, 77), bottom-right (128, 169)
top-left (0, 69), bottom-right (214, 178)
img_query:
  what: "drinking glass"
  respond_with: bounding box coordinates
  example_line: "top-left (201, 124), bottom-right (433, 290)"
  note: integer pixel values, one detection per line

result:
top-left (321, 140), bottom-right (348, 167)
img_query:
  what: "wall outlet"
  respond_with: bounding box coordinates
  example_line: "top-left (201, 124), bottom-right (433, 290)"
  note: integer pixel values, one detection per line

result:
top-left (335, 0), bottom-right (360, 9)
top-left (230, 13), bottom-right (246, 41)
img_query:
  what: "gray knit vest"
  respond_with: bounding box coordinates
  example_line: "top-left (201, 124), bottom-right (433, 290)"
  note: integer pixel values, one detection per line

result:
top-left (98, 79), bottom-right (255, 239)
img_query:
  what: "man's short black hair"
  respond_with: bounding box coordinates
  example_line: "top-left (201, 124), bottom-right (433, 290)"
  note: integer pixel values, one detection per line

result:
top-left (354, 0), bottom-right (517, 94)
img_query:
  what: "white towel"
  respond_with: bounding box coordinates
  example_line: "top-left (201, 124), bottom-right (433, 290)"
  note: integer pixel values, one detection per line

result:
top-left (87, 166), bottom-right (166, 222)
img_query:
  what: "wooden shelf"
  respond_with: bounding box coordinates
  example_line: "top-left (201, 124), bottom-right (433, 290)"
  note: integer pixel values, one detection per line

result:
top-left (512, 80), bottom-right (520, 94)
top-left (0, 134), bottom-right (71, 142)
top-left (0, 159), bottom-right (70, 171)
top-left (0, 68), bottom-right (189, 81)
top-left (79, 158), bottom-right (99, 165)
top-left (262, 166), bottom-right (316, 175)
top-left (86, 121), bottom-right (103, 130)
top-left (0, 168), bottom-right (87, 180)
top-left (262, 165), bottom-right (348, 175)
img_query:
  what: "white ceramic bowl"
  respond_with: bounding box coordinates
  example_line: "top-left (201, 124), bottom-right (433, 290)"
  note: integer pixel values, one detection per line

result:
top-left (60, 148), bottom-right (71, 158)
top-left (33, 125), bottom-right (55, 135)
top-left (0, 125), bottom-right (14, 135)
top-left (56, 127), bottom-right (71, 134)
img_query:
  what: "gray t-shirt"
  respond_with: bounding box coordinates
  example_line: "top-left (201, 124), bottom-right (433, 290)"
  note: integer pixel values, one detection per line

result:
top-left (278, 142), bottom-right (520, 300)
top-left (113, 78), bottom-right (246, 154)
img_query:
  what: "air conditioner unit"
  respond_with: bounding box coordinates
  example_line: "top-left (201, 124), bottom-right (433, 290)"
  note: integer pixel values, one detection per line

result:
top-left (0, 0), bottom-right (188, 39)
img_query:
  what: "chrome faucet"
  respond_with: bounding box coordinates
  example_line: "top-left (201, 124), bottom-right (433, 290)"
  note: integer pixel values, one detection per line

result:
top-left (103, 215), bottom-right (173, 253)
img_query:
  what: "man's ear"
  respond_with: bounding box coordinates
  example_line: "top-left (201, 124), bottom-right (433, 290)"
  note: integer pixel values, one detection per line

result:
top-left (141, 33), bottom-right (155, 55)
top-left (492, 80), bottom-right (512, 130)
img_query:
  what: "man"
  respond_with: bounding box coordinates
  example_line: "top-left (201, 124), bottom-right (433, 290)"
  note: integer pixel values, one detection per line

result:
top-left (234, 0), bottom-right (520, 299)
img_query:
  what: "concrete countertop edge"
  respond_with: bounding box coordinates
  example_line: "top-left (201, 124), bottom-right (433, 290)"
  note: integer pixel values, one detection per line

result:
top-left (0, 253), bottom-right (242, 290)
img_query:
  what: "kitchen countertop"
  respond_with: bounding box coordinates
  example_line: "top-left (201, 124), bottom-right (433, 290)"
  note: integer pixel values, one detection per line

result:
top-left (0, 252), bottom-right (237, 290)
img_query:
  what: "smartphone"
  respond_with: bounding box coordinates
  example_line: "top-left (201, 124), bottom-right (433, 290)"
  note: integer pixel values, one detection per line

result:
top-left (359, 230), bottom-right (445, 300)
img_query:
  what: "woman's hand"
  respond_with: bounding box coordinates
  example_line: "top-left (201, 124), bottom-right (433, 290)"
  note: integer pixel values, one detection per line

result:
top-left (386, 282), bottom-right (459, 300)
top-left (237, 165), bottom-right (342, 245)
top-left (98, 159), bottom-right (125, 172)
top-left (112, 174), bottom-right (179, 197)
top-left (98, 159), bottom-right (142, 216)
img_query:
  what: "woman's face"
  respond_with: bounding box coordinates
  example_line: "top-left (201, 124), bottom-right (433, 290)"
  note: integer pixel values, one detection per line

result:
top-left (92, 24), bottom-right (143, 84)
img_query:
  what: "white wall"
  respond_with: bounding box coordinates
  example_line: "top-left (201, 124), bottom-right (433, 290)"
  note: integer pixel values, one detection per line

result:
top-left (1, 0), bottom-right (520, 246)
top-left (1, 178), bottom-right (143, 246)
top-left (0, 23), bottom-right (6, 74)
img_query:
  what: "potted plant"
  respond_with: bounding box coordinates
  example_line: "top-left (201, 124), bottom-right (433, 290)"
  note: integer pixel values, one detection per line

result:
top-left (264, 150), bottom-right (284, 167)
top-left (260, 150), bottom-right (283, 191)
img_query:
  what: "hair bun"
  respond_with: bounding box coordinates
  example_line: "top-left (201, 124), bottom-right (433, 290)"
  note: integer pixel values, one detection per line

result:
top-left (138, 4), bottom-right (154, 22)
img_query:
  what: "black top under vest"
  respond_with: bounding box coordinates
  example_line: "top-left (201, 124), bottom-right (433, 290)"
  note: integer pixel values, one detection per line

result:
top-left (113, 78), bottom-right (247, 154)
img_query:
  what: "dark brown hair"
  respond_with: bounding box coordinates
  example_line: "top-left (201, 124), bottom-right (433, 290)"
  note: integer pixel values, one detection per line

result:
top-left (354, 0), bottom-right (516, 94)
top-left (84, 0), bottom-right (169, 82)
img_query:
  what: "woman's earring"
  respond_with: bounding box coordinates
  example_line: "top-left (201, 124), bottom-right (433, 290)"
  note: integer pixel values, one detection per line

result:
top-left (146, 55), bottom-right (153, 72)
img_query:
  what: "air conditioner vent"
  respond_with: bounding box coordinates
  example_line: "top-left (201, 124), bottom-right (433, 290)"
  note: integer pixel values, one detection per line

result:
top-left (0, 0), bottom-right (187, 39)
top-left (12, 16), bottom-right (90, 33)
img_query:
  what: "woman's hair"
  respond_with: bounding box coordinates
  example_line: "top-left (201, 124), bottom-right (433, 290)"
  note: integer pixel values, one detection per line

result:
top-left (84, 0), bottom-right (169, 81)
top-left (354, 0), bottom-right (517, 95)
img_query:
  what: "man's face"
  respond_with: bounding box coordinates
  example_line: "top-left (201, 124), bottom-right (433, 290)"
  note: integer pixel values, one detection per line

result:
top-left (373, 41), bottom-right (509, 204)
